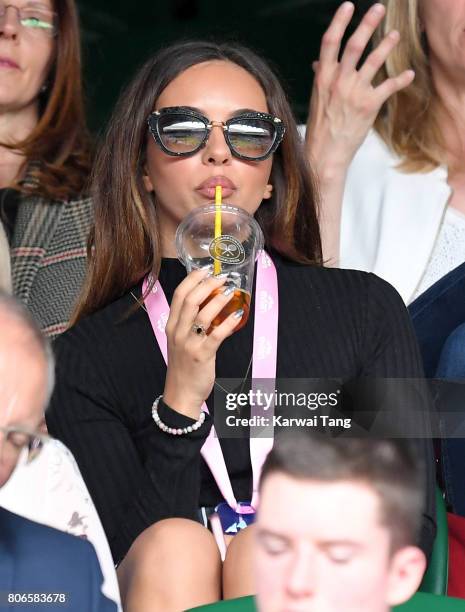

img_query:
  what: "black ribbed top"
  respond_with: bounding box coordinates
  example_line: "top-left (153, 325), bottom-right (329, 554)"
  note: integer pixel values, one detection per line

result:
top-left (46, 252), bottom-right (436, 565)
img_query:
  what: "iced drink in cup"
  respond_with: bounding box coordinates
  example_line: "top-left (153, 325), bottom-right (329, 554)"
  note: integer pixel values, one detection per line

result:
top-left (175, 204), bottom-right (264, 331)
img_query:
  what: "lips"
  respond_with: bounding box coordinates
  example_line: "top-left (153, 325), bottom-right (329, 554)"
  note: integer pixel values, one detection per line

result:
top-left (195, 175), bottom-right (237, 200)
top-left (0, 57), bottom-right (19, 69)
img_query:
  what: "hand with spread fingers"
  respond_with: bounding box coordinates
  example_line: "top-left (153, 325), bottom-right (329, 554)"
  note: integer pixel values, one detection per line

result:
top-left (162, 268), bottom-right (243, 420)
top-left (305, 2), bottom-right (415, 264)
top-left (306, 1), bottom-right (414, 171)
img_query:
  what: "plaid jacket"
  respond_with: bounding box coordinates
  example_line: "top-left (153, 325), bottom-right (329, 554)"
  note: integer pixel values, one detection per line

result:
top-left (11, 193), bottom-right (93, 339)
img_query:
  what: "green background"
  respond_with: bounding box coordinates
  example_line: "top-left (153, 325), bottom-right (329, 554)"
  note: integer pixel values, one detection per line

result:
top-left (76, 0), bottom-right (371, 132)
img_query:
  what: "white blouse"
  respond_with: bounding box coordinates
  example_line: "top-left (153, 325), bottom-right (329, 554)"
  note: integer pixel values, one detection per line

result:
top-left (0, 439), bottom-right (121, 610)
top-left (412, 206), bottom-right (465, 300)
top-left (0, 221), bottom-right (11, 293)
top-left (298, 127), bottom-right (452, 304)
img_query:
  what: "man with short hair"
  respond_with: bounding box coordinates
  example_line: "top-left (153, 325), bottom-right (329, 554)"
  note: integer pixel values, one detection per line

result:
top-left (254, 435), bottom-right (427, 612)
top-left (0, 290), bottom-right (116, 611)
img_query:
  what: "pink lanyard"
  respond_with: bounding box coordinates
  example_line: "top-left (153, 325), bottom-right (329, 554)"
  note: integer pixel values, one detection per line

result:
top-left (142, 250), bottom-right (278, 511)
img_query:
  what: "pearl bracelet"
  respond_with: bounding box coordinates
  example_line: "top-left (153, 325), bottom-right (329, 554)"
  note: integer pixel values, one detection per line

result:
top-left (152, 395), bottom-right (206, 435)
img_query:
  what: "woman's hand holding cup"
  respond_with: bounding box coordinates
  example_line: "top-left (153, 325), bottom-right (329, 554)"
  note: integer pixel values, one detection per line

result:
top-left (163, 268), bottom-right (243, 420)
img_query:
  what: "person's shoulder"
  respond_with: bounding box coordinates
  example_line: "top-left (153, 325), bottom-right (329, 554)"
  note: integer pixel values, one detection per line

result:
top-left (62, 194), bottom-right (93, 219)
top-left (274, 252), bottom-right (379, 286)
top-left (0, 506), bottom-right (93, 556)
top-left (344, 129), bottom-right (398, 183)
top-left (53, 288), bottom-right (143, 354)
top-left (0, 508), bottom-right (117, 611)
top-left (66, 193), bottom-right (92, 206)
top-left (18, 191), bottom-right (93, 241)
top-left (19, 188), bottom-right (91, 206)
top-left (0, 507), bottom-right (103, 580)
top-left (274, 253), bottom-right (403, 306)
top-left (355, 129), bottom-right (396, 160)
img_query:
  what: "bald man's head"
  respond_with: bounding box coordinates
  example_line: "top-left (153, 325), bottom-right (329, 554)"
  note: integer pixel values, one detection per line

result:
top-left (0, 291), bottom-right (54, 485)
top-left (0, 291), bottom-right (54, 396)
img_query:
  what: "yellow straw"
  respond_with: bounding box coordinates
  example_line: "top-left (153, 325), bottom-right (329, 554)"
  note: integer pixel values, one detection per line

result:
top-left (214, 186), bottom-right (222, 275)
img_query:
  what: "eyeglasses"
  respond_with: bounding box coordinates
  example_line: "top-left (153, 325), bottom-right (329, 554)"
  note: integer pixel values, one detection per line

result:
top-left (147, 106), bottom-right (285, 162)
top-left (0, 3), bottom-right (57, 37)
top-left (0, 425), bottom-right (49, 464)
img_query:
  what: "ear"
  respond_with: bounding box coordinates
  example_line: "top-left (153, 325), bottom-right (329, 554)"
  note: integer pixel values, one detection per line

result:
top-left (386, 546), bottom-right (427, 607)
top-left (262, 183), bottom-right (273, 200)
top-left (142, 169), bottom-right (154, 193)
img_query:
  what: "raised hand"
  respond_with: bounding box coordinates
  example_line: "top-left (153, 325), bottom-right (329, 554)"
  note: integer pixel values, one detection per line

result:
top-left (306, 1), bottom-right (414, 173)
top-left (163, 268), bottom-right (243, 419)
top-left (305, 2), bottom-right (415, 265)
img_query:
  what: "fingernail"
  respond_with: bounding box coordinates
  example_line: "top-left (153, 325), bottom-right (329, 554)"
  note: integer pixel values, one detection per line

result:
top-left (372, 3), bottom-right (385, 13)
top-left (234, 309), bottom-right (244, 319)
top-left (216, 273), bottom-right (229, 279)
top-left (201, 264), bottom-right (214, 276)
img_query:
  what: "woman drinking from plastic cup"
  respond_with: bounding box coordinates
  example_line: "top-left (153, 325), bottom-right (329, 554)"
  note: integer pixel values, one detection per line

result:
top-left (46, 40), bottom-right (435, 611)
top-left (175, 197), bottom-right (265, 332)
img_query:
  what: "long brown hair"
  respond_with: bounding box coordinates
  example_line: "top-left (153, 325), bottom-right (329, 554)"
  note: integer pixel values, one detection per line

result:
top-left (374, 0), bottom-right (444, 172)
top-left (74, 40), bottom-right (322, 322)
top-left (6, 0), bottom-right (91, 200)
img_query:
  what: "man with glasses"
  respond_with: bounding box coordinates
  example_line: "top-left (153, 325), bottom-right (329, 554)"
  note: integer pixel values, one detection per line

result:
top-left (0, 290), bottom-right (116, 611)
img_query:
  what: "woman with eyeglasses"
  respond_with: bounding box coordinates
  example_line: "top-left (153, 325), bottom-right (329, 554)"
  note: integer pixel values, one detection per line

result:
top-left (0, 3), bottom-right (122, 603)
top-left (46, 40), bottom-right (435, 611)
top-left (0, 0), bottom-right (92, 337)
